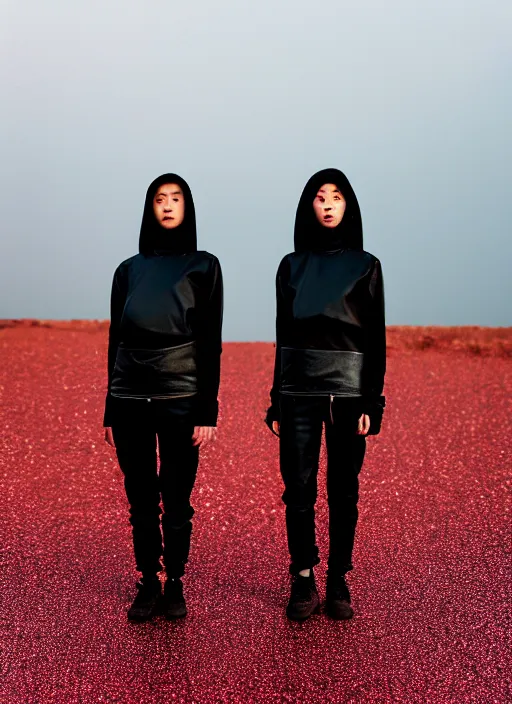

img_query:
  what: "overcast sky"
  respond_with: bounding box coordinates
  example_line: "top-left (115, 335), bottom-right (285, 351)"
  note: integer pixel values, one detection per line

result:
top-left (1, 0), bottom-right (511, 339)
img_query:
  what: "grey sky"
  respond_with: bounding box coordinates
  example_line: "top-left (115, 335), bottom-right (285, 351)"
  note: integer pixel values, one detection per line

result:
top-left (1, 0), bottom-right (511, 339)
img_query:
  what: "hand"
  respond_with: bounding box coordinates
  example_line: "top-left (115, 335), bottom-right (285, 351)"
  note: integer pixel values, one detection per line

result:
top-left (104, 427), bottom-right (115, 447)
top-left (192, 426), bottom-right (217, 447)
top-left (272, 421), bottom-right (280, 435)
top-left (357, 414), bottom-right (370, 435)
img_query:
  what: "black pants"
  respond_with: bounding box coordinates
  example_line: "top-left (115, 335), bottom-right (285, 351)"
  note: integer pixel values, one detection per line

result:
top-left (111, 396), bottom-right (199, 579)
top-left (279, 395), bottom-right (366, 576)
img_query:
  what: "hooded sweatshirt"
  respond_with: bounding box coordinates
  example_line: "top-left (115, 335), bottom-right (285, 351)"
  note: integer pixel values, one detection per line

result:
top-left (104, 174), bottom-right (223, 427)
top-left (268, 168), bottom-right (386, 424)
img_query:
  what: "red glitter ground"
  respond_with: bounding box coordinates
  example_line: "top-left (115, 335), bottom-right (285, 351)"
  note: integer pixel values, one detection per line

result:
top-left (0, 326), bottom-right (510, 704)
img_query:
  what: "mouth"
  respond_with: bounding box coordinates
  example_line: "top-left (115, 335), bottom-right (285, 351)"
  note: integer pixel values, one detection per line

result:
top-left (323, 215), bottom-right (333, 221)
top-left (162, 216), bottom-right (174, 221)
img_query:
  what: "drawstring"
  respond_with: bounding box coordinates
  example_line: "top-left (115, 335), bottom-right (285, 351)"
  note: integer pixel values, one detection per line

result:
top-left (329, 394), bottom-right (334, 424)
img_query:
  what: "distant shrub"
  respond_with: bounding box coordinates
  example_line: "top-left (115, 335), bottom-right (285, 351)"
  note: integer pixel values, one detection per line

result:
top-left (416, 335), bottom-right (436, 350)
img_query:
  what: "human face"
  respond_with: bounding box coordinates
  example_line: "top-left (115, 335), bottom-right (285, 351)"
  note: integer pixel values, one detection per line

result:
top-left (313, 183), bottom-right (346, 228)
top-left (153, 183), bottom-right (185, 229)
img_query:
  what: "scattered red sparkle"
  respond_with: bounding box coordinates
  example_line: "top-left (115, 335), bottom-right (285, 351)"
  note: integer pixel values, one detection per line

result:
top-left (0, 324), bottom-right (510, 703)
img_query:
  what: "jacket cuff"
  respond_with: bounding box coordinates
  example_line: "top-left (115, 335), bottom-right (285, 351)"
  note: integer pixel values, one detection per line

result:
top-left (361, 395), bottom-right (386, 436)
top-left (361, 393), bottom-right (385, 408)
top-left (265, 404), bottom-right (280, 436)
top-left (194, 396), bottom-right (219, 427)
top-left (103, 393), bottom-right (115, 428)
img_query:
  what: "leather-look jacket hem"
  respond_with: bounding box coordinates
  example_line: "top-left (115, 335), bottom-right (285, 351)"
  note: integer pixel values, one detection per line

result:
top-left (111, 341), bottom-right (198, 398)
top-left (280, 347), bottom-right (364, 396)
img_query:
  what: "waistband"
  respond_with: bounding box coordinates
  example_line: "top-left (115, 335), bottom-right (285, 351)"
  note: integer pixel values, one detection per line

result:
top-left (280, 347), bottom-right (364, 396)
top-left (111, 341), bottom-right (198, 399)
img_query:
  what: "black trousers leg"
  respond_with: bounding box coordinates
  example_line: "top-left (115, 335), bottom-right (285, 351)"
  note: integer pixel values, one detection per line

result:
top-left (112, 402), bottom-right (162, 577)
top-left (279, 396), bottom-right (323, 574)
top-left (156, 400), bottom-right (199, 579)
top-left (325, 401), bottom-right (366, 576)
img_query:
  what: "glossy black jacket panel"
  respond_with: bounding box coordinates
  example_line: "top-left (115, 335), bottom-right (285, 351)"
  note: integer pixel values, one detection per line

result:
top-left (269, 247), bottom-right (386, 414)
top-left (104, 251), bottom-right (223, 427)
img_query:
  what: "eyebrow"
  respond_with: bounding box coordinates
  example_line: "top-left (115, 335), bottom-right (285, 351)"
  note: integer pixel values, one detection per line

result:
top-left (317, 188), bottom-right (341, 195)
top-left (155, 189), bottom-right (183, 197)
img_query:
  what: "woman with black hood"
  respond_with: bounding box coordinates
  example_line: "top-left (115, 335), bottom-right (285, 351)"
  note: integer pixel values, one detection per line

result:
top-left (104, 174), bottom-right (223, 622)
top-left (266, 169), bottom-right (386, 621)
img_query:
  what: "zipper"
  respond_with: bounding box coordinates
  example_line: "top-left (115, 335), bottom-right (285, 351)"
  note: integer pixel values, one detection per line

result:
top-left (329, 394), bottom-right (334, 424)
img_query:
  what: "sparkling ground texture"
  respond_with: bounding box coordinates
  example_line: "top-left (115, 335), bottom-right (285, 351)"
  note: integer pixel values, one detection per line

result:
top-left (0, 325), bottom-right (510, 704)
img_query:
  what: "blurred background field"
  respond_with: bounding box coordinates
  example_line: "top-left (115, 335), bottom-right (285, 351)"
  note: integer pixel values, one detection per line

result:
top-left (1, 320), bottom-right (510, 358)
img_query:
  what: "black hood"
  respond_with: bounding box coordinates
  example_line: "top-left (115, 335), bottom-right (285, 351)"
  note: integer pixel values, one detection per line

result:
top-left (294, 168), bottom-right (363, 252)
top-left (139, 173), bottom-right (197, 255)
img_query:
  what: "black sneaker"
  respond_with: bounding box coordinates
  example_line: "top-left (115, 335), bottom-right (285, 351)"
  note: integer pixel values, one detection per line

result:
top-left (286, 571), bottom-right (320, 621)
top-left (161, 577), bottom-right (187, 620)
top-left (127, 577), bottom-right (162, 622)
top-left (325, 575), bottom-right (354, 620)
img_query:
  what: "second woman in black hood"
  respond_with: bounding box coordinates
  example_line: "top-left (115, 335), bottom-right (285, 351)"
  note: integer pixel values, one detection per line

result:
top-left (266, 168), bottom-right (386, 622)
top-left (104, 173), bottom-right (223, 623)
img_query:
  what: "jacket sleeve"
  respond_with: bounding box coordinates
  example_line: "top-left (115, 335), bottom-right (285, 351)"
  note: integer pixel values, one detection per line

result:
top-left (265, 258), bottom-right (287, 432)
top-left (194, 256), bottom-right (224, 427)
top-left (103, 265), bottom-right (127, 427)
top-left (361, 258), bottom-right (386, 419)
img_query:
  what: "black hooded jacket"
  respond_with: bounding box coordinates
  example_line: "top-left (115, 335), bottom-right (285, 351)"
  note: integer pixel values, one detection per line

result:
top-left (104, 174), bottom-right (223, 427)
top-left (267, 168), bottom-right (386, 431)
